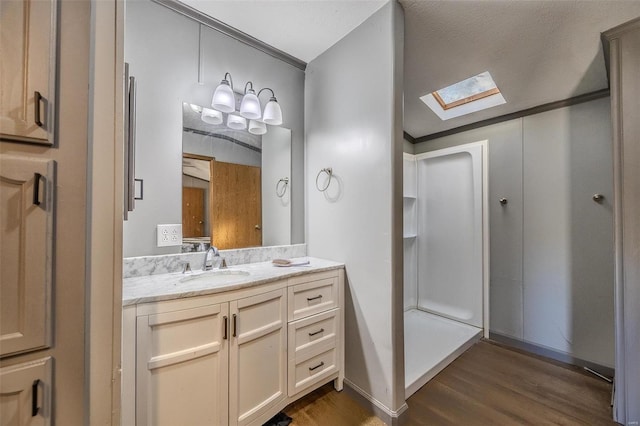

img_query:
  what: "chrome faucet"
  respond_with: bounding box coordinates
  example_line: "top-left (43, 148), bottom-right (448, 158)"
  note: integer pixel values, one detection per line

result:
top-left (202, 246), bottom-right (220, 271)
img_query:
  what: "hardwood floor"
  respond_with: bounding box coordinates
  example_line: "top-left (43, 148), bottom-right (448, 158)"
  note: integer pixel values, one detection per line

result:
top-left (284, 383), bottom-right (386, 426)
top-left (404, 340), bottom-right (616, 425)
top-left (283, 340), bottom-right (615, 426)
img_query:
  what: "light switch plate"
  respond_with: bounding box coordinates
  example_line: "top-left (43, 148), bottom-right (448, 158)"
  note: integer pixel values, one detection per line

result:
top-left (157, 224), bottom-right (182, 247)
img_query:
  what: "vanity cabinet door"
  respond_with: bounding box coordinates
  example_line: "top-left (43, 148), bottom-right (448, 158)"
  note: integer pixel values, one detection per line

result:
top-left (1, 156), bottom-right (54, 357)
top-left (0, 357), bottom-right (52, 426)
top-left (0, 0), bottom-right (56, 144)
top-left (136, 303), bottom-right (229, 426)
top-left (229, 289), bottom-right (287, 426)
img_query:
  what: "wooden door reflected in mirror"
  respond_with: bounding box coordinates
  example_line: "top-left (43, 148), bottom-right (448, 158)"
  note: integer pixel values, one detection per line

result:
top-left (211, 160), bottom-right (262, 249)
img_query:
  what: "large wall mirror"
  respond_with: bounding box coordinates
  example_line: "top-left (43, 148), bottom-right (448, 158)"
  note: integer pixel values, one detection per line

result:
top-left (182, 103), bottom-right (291, 251)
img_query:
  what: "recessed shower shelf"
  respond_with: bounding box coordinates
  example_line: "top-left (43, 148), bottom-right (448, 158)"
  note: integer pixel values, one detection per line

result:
top-left (403, 234), bottom-right (417, 239)
top-left (403, 195), bottom-right (417, 200)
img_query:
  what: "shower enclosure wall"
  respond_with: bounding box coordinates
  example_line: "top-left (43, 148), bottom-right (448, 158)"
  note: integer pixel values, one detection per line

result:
top-left (403, 141), bottom-right (488, 398)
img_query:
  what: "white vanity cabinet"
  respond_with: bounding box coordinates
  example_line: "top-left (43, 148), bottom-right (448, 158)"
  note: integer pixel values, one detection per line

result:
top-left (133, 288), bottom-right (287, 426)
top-left (123, 267), bottom-right (344, 426)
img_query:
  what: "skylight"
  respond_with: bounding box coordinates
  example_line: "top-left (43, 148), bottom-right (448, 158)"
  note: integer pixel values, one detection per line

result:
top-left (421, 71), bottom-right (506, 121)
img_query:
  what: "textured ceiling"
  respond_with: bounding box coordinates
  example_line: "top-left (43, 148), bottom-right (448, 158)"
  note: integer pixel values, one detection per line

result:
top-left (179, 0), bottom-right (387, 63)
top-left (400, 0), bottom-right (640, 139)
top-left (180, 0), bottom-right (640, 139)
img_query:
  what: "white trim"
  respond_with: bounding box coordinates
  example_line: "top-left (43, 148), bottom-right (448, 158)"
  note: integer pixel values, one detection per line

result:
top-left (344, 379), bottom-right (408, 419)
top-left (86, 0), bottom-right (124, 424)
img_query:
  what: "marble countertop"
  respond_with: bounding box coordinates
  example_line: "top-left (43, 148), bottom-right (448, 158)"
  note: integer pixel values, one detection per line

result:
top-left (123, 257), bottom-right (344, 306)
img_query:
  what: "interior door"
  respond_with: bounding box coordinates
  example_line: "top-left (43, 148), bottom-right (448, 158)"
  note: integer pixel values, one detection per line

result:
top-left (182, 186), bottom-right (205, 237)
top-left (211, 160), bottom-right (261, 249)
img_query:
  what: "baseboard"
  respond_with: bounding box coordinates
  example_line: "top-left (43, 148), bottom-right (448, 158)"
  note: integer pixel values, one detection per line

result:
top-left (344, 379), bottom-right (408, 426)
top-left (489, 332), bottom-right (615, 379)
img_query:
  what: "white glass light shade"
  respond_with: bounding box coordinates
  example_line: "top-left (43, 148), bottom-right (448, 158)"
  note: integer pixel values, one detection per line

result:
top-left (262, 99), bottom-right (283, 125)
top-left (240, 92), bottom-right (262, 119)
top-left (201, 107), bottom-right (222, 125)
top-left (248, 120), bottom-right (267, 135)
top-left (227, 114), bottom-right (247, 130)
top-left (212, 82), bottom-right (235, 113)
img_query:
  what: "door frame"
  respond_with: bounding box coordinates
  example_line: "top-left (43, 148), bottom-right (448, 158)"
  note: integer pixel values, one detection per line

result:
top-left (183, 153), bottom-right (215, 245)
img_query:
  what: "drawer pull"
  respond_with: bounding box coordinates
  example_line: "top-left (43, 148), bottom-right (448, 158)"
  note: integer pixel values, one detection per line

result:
top-left (33, 173), bottom-right (42, 206)
top-left (34, 91), bottom-right (43, 127)
top-left (32, 379), bottom-right (40, 417)
top-left (309, 361), bottom-right (325, 372)
top-left (308, 328), bottom-right (324, 337)
top-left (232, 314), bottom-right (237, 337)
top-left (307, 295), bottom-right (323, 302)
top-left (223, 316), bottom-right (228, 340)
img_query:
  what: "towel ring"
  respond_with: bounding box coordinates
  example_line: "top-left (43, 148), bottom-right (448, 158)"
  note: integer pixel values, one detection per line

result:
top-left (315, 168), bottom-right (333, 192)
top-left (276, 177), bottom-right (289, 198)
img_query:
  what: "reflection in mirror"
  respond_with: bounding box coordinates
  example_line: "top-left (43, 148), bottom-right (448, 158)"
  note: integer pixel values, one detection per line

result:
top-left (182, 103), bottom-right (291, 251)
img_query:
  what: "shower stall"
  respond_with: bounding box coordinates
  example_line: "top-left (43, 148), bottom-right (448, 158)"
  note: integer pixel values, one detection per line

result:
top-left (403, 141), bottom-right (488, 398)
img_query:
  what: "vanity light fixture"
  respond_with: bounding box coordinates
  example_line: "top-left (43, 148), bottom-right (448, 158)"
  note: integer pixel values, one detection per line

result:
top-left (248, 119), bottom-right (267, 135)
top-left (212, 72), bottom-right (236, 113)
top-left (201, 107), bottom-right (223, 125)
top-left (211, 72), bottom-right (284, 128)
top-left (258, 88), bottom-right (283, 125)
top-left (227, 114), bottom-right (247, 130)
top-left (240, 82), bottom-right (262, 120)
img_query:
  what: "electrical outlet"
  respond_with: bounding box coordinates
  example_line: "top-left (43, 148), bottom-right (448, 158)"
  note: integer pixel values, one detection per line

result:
top-left (157, 224), bottom-right (182, 247)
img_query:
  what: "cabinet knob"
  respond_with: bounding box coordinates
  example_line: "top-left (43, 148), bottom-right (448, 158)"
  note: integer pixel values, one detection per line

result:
top-left (499, 198), bottom-right (508, 206)
top-left (593, 194), bottom-right (604, 203)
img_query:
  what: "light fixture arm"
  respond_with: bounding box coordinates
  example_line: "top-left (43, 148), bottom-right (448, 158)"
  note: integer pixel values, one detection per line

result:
top-left (244, 81), bottom-right (256, 94)
top-left (257, 87), bottom-right (276, 100)
top-left (224, 72), bottom-right (234, 90)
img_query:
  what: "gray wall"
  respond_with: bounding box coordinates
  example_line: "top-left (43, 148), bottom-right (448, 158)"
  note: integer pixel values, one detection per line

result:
top-left (123, 0), bottom-right (305, 257)
top-left (413, 97), bottom-right (615, 368)
top-left (305, 2), bottom-right (406, 417)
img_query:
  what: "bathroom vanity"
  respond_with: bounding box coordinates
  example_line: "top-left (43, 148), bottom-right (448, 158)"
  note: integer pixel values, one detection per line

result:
top-left (121, 258), bottom-right (344, 426)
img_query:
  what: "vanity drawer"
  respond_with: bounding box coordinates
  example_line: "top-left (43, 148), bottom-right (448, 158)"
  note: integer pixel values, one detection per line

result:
top-left (288, 345), bottom-right (338, 396)
top-left (288, 309), bottom-right (338, 361)
top-left (287, 274), bottom-right (338, 321)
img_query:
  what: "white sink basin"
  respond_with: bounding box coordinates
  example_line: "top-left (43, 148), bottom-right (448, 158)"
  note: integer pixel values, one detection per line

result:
top-left (179, 270), bottom-right (250, 286)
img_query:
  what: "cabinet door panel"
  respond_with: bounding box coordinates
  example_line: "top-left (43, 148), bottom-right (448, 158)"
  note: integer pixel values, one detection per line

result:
top-left (0, 357), bottom-right (52, 426)
top-left (136, 303), bottom-right (228, 426)
top-left (0, 0), bottom-right (56, 144)
top-left (1, 156), bottom-right (54, 357)
top-left (230, 289), bottom-right (286, 426)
